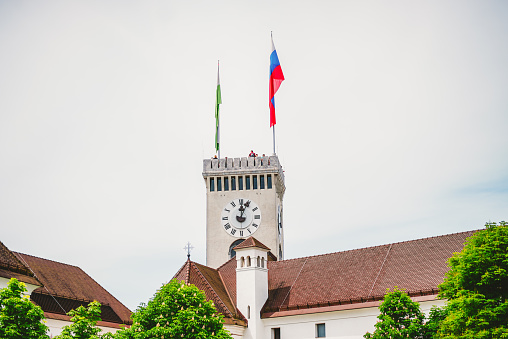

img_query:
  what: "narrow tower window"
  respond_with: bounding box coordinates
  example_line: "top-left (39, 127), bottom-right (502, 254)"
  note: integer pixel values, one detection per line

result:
top-left (224, 177), bottom-right (229, 191)
top-left (246, 176), bottom-right (251, 190)
top-left (231, 176), bottom-right (236, 190)
top-left (210, 178), bottom-right (215, 192)
top-left (267, 174), bottom-right (272, 189)
top-left (238, 176), bottom-right (243, 190)
top-left (272, 328), bottom-right (281, 339)
top-left (217, 177), bottom-right (222, 191)
top-left (253, 175), bottom-right (258, 189)
top-left (260, 175), bottom-right (265, 189)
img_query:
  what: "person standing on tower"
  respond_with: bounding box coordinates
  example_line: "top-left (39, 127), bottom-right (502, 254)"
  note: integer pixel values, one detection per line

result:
top-left (249, 150), bottom-right (256, 157)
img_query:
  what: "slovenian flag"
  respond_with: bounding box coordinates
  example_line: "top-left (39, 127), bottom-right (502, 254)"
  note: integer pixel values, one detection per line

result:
top-left (269, 34), bottom-right (285, 127)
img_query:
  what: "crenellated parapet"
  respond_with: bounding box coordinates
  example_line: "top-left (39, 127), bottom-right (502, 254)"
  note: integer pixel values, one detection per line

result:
top-left (203, 155), bottom-right (285, 195)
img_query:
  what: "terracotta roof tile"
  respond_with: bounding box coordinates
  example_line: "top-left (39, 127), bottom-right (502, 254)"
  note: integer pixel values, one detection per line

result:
top-left (233, 237), bottom-right (270, 251)
top-left (262, 230), bottom-right (476, 313)
top-left (172, 230), bottom-right (477, 320)
top-left (14, 252), bottom-right (131, 324)
top-left (172, 260), bottom-right (246, 325)
top-left (0, 241), bottom-right (41, 286)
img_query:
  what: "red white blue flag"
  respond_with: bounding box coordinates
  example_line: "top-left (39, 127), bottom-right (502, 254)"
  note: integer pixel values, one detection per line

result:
top-left (269, 35), bottom-right (284, 127)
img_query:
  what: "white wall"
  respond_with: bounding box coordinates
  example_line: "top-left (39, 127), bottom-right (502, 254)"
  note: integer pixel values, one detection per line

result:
top-left (0, 277), bottom-right (40, 295)
top-left (45, 318), bottom-right (120, 338)
top-left (261, 299), bottom-right (446, 339)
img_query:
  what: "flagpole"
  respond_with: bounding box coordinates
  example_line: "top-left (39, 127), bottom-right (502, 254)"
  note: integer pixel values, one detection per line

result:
top-left (273, 126), bottom-right (276, 155)
top-left (216, 60), bottom-right (221, 160)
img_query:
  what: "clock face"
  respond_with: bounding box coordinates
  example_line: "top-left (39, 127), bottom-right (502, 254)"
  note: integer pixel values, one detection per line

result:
top-left (221, 198), bottom-right (261, 238)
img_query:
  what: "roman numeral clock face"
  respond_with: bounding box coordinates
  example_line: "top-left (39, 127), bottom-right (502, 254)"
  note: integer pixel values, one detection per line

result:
top-left (221, 198), bottom-right (261, 238)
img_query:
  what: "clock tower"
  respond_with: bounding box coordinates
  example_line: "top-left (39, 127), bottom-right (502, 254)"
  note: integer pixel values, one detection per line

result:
top-left (203, 155), bottom-right (285, 268)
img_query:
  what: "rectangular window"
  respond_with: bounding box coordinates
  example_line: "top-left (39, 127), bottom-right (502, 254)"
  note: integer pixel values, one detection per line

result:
top-left (231, 176), bottom-right (236, 190)
top-left (210, 178), bottom-right (215, 192)
top-left (246, 176), bottom-right (251, 190)
top-left (267, 174), bottom-right (272, 189)
top-left (217, 177), bottom-right (222, 191)
top-left (239, 176), bottom-right (243, 190)
top-left (272, 328), bottom-right (281, 339)
top-left (253, 175), bottom-right (258, 189)
top-left (316, 323), bottom-right (326, 338)
top-left (224, 177), bottom-right (229, 191)
top-left (260, 175), bottom-right (265, 189)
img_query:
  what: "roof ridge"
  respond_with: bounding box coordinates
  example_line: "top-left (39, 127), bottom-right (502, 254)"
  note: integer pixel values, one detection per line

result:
top-left (14, 252), bottom-right (80, 268)
top-left (216, 256), bottom-right (236, 270)
top-left (173, 261), bottom-right (190, 284)
top-left (367, 243), bottom-right (392, 297)
top-left (279, 257), bottom-right (308, 308)
top-left (191, 262), bottom-right (235, 319)
top-left (217, 261), bottom-right (239, 318)
top-left (272, 229), bottom-right (479, 264)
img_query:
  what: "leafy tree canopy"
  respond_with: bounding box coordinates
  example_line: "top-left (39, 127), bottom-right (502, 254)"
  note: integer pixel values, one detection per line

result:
top-left (55, 300), bottom-right (113, 339)
top-left (435, 221), bottom-right (508, 338)
top-left (116, 279), bottom-right (232, 339)
top-left (364, 287), bottom-right (426, 339)
top-left (0, 278), bottom-right (49, 339)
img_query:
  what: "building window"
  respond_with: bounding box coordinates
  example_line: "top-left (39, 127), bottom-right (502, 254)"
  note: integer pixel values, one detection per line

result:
top-left (229, 239), bottom-right (244, 258)
top-left (231, 176), bottom-right (236, 190)
top-left (260, 175), bottom-right (265, 189)
top-left (239, 176), bottom-right (243, 190)
top-left (267, 174), bottom-right (272, 189)
top-left (272, 328), bottom-right (281, 339)
top-left (253, 175), bottom-right (258, 189)
top-left (247, 305), bottom-right (250, 319)
top-left (316, 323), bottom-right (326, 338)
top-left (217, 177), bottom-right (222, 191)
top-left (210, 178), bottom-right (215, 192)
top-left (246, 176), bottom-right (251, 190)
top-left (224, 177), bottom-right (229, 191)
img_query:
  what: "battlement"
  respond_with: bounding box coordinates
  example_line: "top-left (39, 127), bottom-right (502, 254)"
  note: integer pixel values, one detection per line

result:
top-left (203, 155), bottom-right (284, 180)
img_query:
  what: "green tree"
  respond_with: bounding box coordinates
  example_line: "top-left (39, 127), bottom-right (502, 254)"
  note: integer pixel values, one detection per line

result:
top-left (55, 300), bottom-right (113, 339)
top-left (115, 279), bottom-right (232, 339)
top-left (0, 278), bottom-right (49, 339)
top-left (364, 287), bottom-right (426, 339)
top-left (436, 221), bottom-right (508, 338)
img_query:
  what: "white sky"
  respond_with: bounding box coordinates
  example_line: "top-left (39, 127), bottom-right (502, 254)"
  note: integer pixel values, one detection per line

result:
top-left (1, 0), bottom-right (507, 311)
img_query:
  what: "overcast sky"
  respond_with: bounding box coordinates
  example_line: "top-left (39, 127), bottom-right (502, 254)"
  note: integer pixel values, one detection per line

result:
top-left (1, 0), bottom-right (507, 311)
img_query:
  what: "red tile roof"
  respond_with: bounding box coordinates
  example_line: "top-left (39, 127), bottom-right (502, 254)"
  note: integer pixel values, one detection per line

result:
top-left (14, 252), bottom-right (131, 325)
top-left (173, 259), bottom-right (246, 326)
top-left (0, 241), bottom-right (42, 287)
top-left (233, 237), bottom-right (271, 251)
top-left (172, 230), bottom-right (476, 322)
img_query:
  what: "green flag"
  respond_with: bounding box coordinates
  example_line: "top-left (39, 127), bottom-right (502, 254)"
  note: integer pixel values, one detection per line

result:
top-left (215, 63), bottom-right (221, 153)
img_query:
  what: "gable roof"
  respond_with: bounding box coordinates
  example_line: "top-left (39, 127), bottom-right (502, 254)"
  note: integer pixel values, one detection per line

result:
top-left (263, 230), bottom-right (475, 315)
top-left (14, 252), bottom-right (132, 325)
top-left (233, 237), bottom-right (270, 251)
top-left (173, 230), bottom-right (476, 322)
top-left (173, 259), bottom-right (246, 326)
top-left (0, 241), bottom-right (41, 287)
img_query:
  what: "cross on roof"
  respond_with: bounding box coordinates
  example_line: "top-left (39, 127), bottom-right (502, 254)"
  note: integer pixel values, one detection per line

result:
top-left (184, 242), bottom-right (194, 259)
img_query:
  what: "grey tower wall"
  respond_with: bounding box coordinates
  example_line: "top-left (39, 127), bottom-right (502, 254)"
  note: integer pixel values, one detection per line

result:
top-left (203, 155), bottom-right (285, 268)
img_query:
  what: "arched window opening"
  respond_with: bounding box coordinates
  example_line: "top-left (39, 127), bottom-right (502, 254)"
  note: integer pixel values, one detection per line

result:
top-left (257, 256), bottom-right (261, 267)
top-left (261, 257), bottom-right (265, 268)
top-left (247, 256), bottom-right (251, 267)
top-left (247, 305), bottom-right (251, 319)
top-left (240, 257), bottom-right (245, 267)
top-left (229, 239), bottom-right (244, 259)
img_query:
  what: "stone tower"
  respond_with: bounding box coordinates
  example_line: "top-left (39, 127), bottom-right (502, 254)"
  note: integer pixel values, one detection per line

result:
top-left (202, 155), bottom-right (285, 268)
